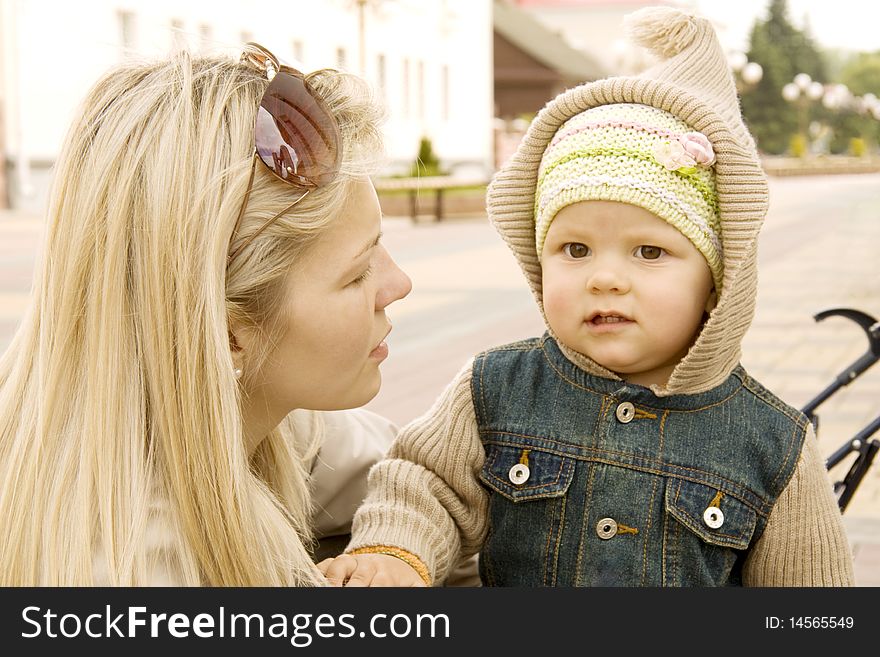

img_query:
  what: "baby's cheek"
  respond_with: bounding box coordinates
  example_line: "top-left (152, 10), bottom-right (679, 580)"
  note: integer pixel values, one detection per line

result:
top-left (542, 287), bottom-right (570, 326)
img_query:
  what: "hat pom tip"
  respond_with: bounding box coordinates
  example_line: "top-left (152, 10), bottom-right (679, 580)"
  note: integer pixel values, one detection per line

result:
top-left (624, 6), bottom-right (702, 59)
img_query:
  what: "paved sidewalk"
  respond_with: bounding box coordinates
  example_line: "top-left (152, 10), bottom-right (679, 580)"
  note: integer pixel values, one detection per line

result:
top-left (1, 173), bottom-right (879, 584)
top-left (738, 175), bottom-right (880, 585)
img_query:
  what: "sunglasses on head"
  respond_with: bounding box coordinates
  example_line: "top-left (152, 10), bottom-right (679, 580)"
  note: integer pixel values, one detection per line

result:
top-left (227, 42), bottom-right (342, 265)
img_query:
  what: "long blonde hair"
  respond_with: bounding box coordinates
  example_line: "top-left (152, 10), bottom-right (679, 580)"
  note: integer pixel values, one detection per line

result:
top-left (0, 48), bottom-right (384, 585)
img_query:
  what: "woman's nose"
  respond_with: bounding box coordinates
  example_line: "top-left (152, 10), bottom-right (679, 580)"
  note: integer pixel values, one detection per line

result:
top-left (376, 246), bottom-right (412, 309)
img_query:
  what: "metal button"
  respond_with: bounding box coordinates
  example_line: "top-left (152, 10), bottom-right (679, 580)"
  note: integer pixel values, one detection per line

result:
top-left (615, 402), bottom-right (635, 423)
top-left (703, 506), bottom-right (724, 529)
top-left (596, 517), bottom-right (618, 540)
top-left (508, 463), bottom-right (530, 485)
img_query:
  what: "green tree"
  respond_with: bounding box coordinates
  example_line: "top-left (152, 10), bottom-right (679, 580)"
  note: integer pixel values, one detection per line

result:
top-left (409, 136), bottom-right (446, 177)
top-left (741, 0), bottom-right (828, 154)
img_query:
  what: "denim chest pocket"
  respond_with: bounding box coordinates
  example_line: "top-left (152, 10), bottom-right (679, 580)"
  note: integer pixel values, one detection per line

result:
top-left (479, 442), bottom-right (575, 502)
top-left (663, 477), bottom-right (758, 585)
top-left (664, 478), bottom-right (757, 549)
top-left (478, 441), bottom-right (577, 585)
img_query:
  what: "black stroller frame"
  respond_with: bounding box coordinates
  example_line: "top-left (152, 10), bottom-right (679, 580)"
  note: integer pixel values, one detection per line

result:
top-left (799, 308), bottom-right (880, 512)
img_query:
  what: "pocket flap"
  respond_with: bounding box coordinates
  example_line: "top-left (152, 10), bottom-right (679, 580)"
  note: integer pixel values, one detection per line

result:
top-left (479, 441), bottom-right (575, 502)
top-left (664, 478), bottom-right (757, 549)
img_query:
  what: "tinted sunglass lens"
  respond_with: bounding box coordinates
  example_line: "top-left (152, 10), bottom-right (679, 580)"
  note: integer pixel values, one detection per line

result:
top-left (255, 73), bottom-right (341, 186)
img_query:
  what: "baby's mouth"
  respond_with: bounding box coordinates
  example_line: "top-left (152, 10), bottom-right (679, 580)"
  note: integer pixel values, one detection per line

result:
top-left (588, 312), bottom-right (632, 325)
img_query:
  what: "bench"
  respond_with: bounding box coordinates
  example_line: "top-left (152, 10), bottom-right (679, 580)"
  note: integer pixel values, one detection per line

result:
top-left (373, 175), bottom-right (488, 222)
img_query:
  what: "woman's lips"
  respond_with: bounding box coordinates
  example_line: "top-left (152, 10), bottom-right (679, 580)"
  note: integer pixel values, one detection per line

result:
top-left (369, 326), bottom-right (392, 360)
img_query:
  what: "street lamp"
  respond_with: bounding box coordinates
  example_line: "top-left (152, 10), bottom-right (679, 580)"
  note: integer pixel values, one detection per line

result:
top-left (817, 84), bottom-right (880, 156)
top-left (782, 73), bottom-right (825, 153)
top-left (782, 73), bottom-right (824, 104)
top-left (821, 83), bottom-right (852, 111)
top-left (741, 62), bottom-right (764, 86)
top-left (728, 51), bottom-right (763, 93)
top-left (848, 92), bottom-right (880, 122)
top-left (863, 94), bottom-right (880, 121)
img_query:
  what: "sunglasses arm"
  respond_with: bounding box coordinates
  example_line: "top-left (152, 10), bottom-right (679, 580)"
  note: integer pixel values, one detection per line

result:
top-left (227, 175), bottom-right (311, 265)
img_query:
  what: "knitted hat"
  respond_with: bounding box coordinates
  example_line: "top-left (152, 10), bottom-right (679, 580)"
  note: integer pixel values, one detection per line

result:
top-left (487, 7), bottom-right (770, 395)
top-left (534, 103), bottom-right (723, 292)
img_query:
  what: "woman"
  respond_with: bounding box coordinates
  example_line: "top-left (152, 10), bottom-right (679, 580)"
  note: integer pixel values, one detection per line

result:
top-left (0, 43), bottom-right (411, 585)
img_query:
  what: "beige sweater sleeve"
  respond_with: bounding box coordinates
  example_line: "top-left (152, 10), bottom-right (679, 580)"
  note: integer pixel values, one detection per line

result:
top-left (347, 360), bottom-right (488, 584)
top-left (743, 424), bottom-right (855, 586)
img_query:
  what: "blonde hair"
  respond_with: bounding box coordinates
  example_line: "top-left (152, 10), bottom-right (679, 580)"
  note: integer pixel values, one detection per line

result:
top-left (0, 49), bottom-right (385, 585)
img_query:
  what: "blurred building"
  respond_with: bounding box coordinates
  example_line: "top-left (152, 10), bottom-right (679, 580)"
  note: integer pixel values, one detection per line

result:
top-left (494, 0), bottom-right (605, 121)
top-left (0, 0), bottom-right (493, 212)
top-left (492, 0), bottom-right (690, 168)
top-left (506, 0), bottom-right (693, 75)
top-left (0, 0), bottom-right (728, 211)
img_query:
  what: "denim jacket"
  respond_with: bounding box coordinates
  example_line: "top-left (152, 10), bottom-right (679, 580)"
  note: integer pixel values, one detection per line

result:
top-left (473, 334), bottom-right (807, 586)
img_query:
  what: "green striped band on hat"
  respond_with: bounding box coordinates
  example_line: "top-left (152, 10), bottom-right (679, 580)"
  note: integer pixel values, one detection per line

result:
top-left (535, 103), bottom-right (723, 292)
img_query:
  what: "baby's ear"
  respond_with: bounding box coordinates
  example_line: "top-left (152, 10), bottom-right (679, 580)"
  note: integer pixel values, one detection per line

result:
top-left (704, 288), bottom-right (718, 314)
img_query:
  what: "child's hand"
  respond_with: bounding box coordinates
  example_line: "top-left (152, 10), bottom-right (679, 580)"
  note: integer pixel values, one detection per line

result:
top-left (317, 553), bottom-right (427, 587)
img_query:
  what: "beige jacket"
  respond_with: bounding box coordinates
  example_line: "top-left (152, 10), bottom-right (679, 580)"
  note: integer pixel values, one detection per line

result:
top-left (346, 8), bottom-right (855, 586)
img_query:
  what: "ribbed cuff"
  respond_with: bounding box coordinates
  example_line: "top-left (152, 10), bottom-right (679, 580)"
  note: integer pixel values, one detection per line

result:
top-left (347, 545), bottom-right (432, 586)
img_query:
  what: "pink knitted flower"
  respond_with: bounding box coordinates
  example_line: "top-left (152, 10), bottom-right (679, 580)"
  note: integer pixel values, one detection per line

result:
top-left (678, 132), bottom-right (716, 166)
top-left (653, 140), bottom-right (695, 171)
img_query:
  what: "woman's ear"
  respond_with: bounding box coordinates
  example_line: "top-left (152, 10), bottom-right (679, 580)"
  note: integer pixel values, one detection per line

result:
top-left (229, 321), bottom-right (257, 374)
top-left (229, 328), bottom-right (245, 376)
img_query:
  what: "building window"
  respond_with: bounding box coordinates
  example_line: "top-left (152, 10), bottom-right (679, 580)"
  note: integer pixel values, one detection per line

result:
top-left (198, 24), bottom-right (213, 50)
top-left (402, 58), bottom-right (410, 118)
top-left (292, 40), bottom-right (304, 64)
top-left (442, 64), bottom-right (450, 121)
top-left (240, 30), bottom-right (253, 45)
top-left (170, 18), bottom-right (186, 51)
top-left (377, 53), bottom-right (387, 101)
top-left (417, 60), bottom-right (425, 120)
top-left (118, 10), bottom-right (136, 52)
top-left (336, 47), bottom-right (347, 69)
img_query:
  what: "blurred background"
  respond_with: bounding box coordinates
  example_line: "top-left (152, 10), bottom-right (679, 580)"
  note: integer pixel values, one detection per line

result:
top-left (0, 0), bottom-right (879, 212)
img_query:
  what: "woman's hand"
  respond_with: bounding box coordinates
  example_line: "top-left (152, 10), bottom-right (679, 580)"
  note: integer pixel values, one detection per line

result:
top-left (317, 553), bottom-right (427, 587)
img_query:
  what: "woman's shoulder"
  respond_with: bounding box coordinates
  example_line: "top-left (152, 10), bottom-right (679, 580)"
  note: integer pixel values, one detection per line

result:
top-left (280, 408), bottom-right (398, 464)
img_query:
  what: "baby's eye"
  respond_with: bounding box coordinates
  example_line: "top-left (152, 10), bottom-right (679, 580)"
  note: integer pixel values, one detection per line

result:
top-left (563, 243), bottom-right (590, 259)
top-left (637, 245), bottom-right (664, 260)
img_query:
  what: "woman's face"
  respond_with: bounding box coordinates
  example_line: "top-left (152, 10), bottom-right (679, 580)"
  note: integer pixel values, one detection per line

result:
top-left (244, 178), bottom-right (411, 426)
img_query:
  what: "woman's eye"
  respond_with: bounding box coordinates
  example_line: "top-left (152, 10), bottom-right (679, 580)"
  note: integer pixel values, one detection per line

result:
top-left (350, 267), bottom-right (373, 286)
top-left (563, 243), bottom-right (590, 259)
top-left (637, 245), bottom-right (664, 260)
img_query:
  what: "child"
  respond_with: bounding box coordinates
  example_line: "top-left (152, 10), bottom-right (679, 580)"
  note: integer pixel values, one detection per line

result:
top-left (319, 7), bottom-right (854, 586)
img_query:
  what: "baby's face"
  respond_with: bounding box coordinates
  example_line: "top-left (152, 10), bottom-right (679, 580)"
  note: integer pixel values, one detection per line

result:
top-left (540, 200), bottom-right (716, 388)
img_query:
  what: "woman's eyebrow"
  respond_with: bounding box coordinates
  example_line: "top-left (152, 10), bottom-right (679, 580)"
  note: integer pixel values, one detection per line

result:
top-left (354, 231), bottom-right (383, 259)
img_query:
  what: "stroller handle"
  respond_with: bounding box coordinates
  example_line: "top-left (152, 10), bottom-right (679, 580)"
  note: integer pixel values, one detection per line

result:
top-left (801, 308), bottom-right (880, 420)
